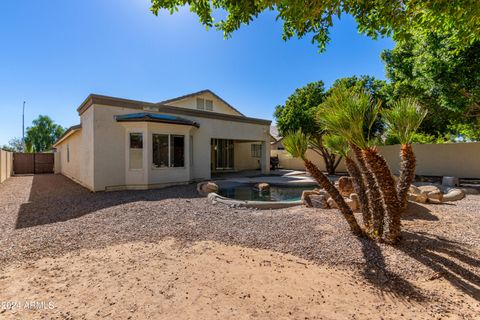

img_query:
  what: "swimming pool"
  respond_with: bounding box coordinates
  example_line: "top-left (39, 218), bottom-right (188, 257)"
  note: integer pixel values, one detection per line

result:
top-left (217, 183), bottom-right (307, 202)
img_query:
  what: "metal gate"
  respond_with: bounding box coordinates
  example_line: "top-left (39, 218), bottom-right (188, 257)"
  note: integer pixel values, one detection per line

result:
top-left (13, 153), bottom-right (54, 174)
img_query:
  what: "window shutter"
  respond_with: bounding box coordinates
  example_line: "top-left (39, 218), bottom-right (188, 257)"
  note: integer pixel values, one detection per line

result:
top-left (196, 98), bottom-right (205, 110)
top-left (205, 99), bottom-right (213, 111)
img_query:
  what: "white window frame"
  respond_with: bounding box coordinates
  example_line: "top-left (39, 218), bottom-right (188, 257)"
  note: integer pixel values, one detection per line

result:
top-left (152, 133), bottom-right (186, 169)
top-left (129, 132), bottom-right (144, 170)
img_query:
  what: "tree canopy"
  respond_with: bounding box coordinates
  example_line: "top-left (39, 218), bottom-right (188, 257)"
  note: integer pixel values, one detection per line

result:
top-left (25, 115), bottom-right (64, 152)
top-left (1, 137), bottom-right (24, 152)
top-left (150, 0), bottom-right (480, 52)
top-left (274, 81), bottom-right (325, 136)
top-left (381, 32), bottom-right (480, 141)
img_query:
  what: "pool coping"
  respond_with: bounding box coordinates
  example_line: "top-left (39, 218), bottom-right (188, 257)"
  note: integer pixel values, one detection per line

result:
top-left (207, 192), bottom-right (304, 209)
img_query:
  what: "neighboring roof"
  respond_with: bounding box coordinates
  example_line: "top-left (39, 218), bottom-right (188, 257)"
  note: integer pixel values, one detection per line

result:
top-left (270, 126), bottom-right (281, 141)
top-left (157, 89), bottom-right (245, 116)
top-left (77, 94), bottom-right (271, 126)
top-left (53, 124), bottom-right (82, 147)
top-left (115, 113), bottom-right (200, 128)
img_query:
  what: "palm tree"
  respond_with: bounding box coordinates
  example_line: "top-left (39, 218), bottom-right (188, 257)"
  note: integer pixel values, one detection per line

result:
top-left (383, 98), bottom-right (427, 211)
top-left (319, 87), bottom-right (389, 239)
top-left (323, 134), bottom-right (371, 229)
top-left (283, 130), bottom-right (363, 235)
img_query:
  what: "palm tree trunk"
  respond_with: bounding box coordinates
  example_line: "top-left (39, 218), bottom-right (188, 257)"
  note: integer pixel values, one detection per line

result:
top-left (397, 144), bottom-right (416, 212)
top-left (363, 148), bottom-right (401, 244)
top-left (303, 159), bottom-right (363, 236)
top-left (345, 156), bottom-right (370, 229)
top-left (350, 144), bottom-right (385, 237)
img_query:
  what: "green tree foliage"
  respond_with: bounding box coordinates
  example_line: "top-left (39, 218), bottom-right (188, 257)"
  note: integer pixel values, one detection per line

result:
top-left (274, 81), bottom-right (325, 136)
top-left (150, 0), bottom-right (480, 52)
top-left (274, 81), bottom-right (341, 174)
top-left (326, 75), bottom-right (389, 138)
top-left (382, 33), bottom-right (480, 141)
top-left (1, 137), bottom-right (24, 152)
top-left (327, 76), bottom-right (389, 105)
top-left (24, 115), bottom-right (64, 152)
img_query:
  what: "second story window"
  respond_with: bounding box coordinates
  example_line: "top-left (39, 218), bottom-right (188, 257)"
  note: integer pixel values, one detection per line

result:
top-left (196, 98), bottom-right (213, 111)
top-left (196, 98), bottom-right (205, 110)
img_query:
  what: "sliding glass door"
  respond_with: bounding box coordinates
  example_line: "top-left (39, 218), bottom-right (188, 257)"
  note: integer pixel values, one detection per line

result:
top-left (211, 139), bottom-right (234, 171)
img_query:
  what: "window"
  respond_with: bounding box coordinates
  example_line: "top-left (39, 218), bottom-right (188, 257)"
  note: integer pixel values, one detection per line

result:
top-left (67, 145), bottom-right (70, 163)
top-left (196, 98), bottom-right (213, 111)
top-left (196, 98), bottom-right (205, 110)
top-left (170, 135), bottom-right (185, 167)
top-left (129, 133), bottom-right (143, 169)
top-left (189, 135), bottom-right (193, 166)
top-left (205, 99), bottom-right (213, 111)
top-left (152, 134), bottom-right (185, 168)
top-left (251, 144), bottom-right (262, 158)
top-left (152, 134), bottom-right (169, 168)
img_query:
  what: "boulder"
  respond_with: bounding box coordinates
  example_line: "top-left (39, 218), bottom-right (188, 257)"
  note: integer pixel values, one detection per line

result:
top-left (418, 185), bottom-right (441, 193)
top-left (197, 181), bottom-right (219, 195)
top-left (418, 185), bottom-right (443, 203)
top-left (302, 190), bottom-right (318, 207)
top-left (338, 176), bottom-right (354, 197)
top-left (317, 190), bottom-right (330, 198)
top-left (427, 190), bottom-right (443, 203)
top-left (409, 185), bottom-right (423, 195)
top-left (254, 182), bottom-right (270, 192)
top-left (345, 198), bottom-right (358, 211)
top-left (327, 197), bottom-right (338, 209)
top-left (309, 194), bottom-right (329, 209)
top-left (350, 193), bottom-right (359, 203)
top-left (408, 192), bottom-right (428, 204)
top-left (443, 188), bottom-right (465, 202)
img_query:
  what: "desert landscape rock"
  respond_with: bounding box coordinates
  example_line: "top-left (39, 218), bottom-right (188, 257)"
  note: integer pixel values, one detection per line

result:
top-left (443, 188), bottom-right (466, 202)
top-left (337, 176), bottom-right (354, 196)
top-left (254, 182), bottom-right (270, 192)
top-left (197, 181), bottom-right (219, 195)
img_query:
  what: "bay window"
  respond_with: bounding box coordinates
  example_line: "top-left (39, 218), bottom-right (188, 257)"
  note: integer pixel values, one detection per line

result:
top-left (129, 133), bottom-right (143, 169)
top-left (152, 134), bottom-right (185, 168)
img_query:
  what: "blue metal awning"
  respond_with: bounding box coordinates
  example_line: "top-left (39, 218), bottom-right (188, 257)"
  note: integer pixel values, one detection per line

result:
top-left (115, 113), bottom-right (199, 128)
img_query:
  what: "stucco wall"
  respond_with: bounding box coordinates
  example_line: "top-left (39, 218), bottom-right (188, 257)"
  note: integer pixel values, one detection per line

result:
top-left (55, 107), bottom-right (95, 190)
top-left (273, 142), bottom-right (480, 179)
top-left (0, 150), bottom-right (13, 183)
top-left (272, 149), bottom-right (348, 172)
top-left (91, 104), bottom-right (270, 191)
top-left (378, 143), bottom-right (480, 179)
top-left (165, 92), bottom-right (243, 116)
top-left (234, 142), bottom-right (262, 171)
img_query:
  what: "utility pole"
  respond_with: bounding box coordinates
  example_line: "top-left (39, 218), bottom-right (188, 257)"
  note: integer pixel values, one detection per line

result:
top-left (22, 101), bottom-right (26, 151)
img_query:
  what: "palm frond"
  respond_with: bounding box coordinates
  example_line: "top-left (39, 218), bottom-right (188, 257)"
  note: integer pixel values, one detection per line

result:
top-left (383, 97), bottom-right (427, 144)
top-left (318, 85), bottom-right (378, 149)
top-left (323, 134), bottom-right (349, 157)
top-left (283, 130), bottom-right (310, 160)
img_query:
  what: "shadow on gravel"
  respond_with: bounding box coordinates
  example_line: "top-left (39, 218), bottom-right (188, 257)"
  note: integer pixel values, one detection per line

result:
top-left (359, 237), bottom-right (426, 302)
top-left (402, 202), bottom-right (438, 221)
top-left (397, 231), bottom-right (480, 302)
top-left (15, 174), bottom-right (200, 229)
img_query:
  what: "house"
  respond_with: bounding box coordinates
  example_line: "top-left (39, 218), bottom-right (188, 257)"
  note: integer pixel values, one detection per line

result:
top-left (53, 90), bottom-right (271, 191)
top-left (270, 126), bottom-right (284, 150)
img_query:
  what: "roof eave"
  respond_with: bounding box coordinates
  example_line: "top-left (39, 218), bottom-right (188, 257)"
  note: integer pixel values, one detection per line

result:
top-left (53, 124), bottom-right (82, 147)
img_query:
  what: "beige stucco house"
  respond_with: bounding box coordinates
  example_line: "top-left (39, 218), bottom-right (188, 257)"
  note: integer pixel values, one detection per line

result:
top-left (53, 90), bottom-right (271, 191)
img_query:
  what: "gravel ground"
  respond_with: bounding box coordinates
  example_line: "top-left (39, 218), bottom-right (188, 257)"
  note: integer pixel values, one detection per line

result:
top-left (1, 174), bottom-right (479, 306)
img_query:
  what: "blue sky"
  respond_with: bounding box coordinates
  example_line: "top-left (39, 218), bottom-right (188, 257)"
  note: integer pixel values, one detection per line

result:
top-left (0, 0), bottom-right (394, 146)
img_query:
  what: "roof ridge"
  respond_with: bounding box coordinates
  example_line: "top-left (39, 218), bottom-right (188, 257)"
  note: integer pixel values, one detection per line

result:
top-left (157, 89), bottom-right (245, 116)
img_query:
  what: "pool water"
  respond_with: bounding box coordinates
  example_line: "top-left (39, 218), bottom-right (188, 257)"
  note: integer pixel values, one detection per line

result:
top-left (217, 183), bottom-right (307, 202)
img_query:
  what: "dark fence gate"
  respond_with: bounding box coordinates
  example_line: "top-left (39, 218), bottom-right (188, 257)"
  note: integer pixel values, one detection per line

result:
top-left (13, 153), bottom-right (54, 174)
